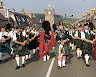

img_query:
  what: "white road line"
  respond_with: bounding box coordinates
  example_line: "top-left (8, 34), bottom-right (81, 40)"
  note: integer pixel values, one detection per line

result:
top-left (45, 58), bottom-right (55, 77)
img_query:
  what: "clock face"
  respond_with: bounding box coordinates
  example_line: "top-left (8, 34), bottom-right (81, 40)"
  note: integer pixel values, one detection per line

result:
top-left (48, 11), bottom-right (51, 15)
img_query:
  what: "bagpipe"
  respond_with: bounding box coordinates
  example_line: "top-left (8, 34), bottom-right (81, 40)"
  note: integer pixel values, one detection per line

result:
top-left (23, 29), bottom-right (35, 45)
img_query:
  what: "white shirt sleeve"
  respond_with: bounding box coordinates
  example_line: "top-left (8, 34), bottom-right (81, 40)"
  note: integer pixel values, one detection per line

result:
top-left (31, 30), bottom-right (35, 34)
top-left (74, 31), bottom-right (78, 37)
top-left (13, 33), bottom-right (17, 41)
top-left (81, 31), bottom-right (85, 39)
top-left (91, 30), bottom-right (95, 35)
top-left (22, 30), bottom-right (26, 36)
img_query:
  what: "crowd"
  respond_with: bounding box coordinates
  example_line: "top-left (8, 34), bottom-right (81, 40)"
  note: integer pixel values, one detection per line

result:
top-left (0, 21), bottom-right (96, 70)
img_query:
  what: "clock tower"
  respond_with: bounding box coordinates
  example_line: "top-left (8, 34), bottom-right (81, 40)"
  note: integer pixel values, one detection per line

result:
top-left (44, 4), bottom-right (55, 30)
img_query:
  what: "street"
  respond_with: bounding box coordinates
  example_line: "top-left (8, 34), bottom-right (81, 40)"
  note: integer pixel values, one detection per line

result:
top-left (0, 49), bottom-right (96, 77)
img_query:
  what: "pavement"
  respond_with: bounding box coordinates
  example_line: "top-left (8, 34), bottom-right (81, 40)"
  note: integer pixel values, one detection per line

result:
top-left (0, 48), bottom-right (96, 77)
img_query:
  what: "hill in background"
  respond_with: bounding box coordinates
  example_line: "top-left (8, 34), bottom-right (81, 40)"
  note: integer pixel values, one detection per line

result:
top-left (32, 13), bottom-right (78, 27)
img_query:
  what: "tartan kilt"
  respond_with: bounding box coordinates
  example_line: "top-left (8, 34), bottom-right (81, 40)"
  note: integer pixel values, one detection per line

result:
top-left (39, 44), bottom-right (44, 52)
top-left (75, 40), bottom-right (83, 49)
top-left (44, 43), bottom-right (51, 52)
top-left (14, 45), bottom-right (30, 56)
top-left (0, 42), bottom-right (11, 53)
top-left (39, 43), bottom-right (51, 52)
top-left (94, 42), bottom-right (96, 59)
top-left (82, 42), bottom-right (92, 54)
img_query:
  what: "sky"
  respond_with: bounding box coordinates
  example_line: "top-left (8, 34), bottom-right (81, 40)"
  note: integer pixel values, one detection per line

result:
top-left (1, 0), bottom-right (96, 18)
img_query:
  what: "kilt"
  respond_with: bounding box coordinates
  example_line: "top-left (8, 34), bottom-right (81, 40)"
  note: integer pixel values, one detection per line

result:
top-left (39, 43), bottom-right (51, 52)
top-left (64, 42), bottom-right (70, 56)
top-left (82, 42), bottom-right (92, 54)
top-left (27, 40), bottom-right (35, 50)
top-left (70, 38), bottom-right (75, 44)
top-left (14, 44), bottom-right (29, 56)
top-left (44, 43), bottom-right (51, 52)
top-left (75, 39), bottom-right (83, 49)
top-left (0, 42), bottom-right (11, 53)
top-left (94, 42), bottom-right (96, 59)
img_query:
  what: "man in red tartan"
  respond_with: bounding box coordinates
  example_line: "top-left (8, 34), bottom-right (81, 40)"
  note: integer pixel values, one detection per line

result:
top-left (39, 21), bottom-right (51, 62)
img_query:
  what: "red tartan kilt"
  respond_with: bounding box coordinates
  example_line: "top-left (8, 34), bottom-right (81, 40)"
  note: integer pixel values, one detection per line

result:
top-left (94, 52), bottom-right (96, 59)
top-left (94, 44), bottom-right (96, 59)
top-left (44, 43), bottom-right (51, 52)
top-left (39, 44), bottom-right (44, 52)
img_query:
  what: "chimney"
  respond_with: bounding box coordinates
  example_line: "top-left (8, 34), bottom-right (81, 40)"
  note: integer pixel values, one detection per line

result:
top-left (0, 1), bottom-right (3, 7)
top-left (19, 9), bottom-right (25, 15)
top-left (26, 11), bottom-right (32, 18)
top-left (12, 8), bottom-right (15, 13)
top-left (33, 13), bottom-right (36, 18)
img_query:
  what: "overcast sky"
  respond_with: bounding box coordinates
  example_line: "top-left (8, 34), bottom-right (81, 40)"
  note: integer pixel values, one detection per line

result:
top-left (1, 0), bottom-right (96, 18)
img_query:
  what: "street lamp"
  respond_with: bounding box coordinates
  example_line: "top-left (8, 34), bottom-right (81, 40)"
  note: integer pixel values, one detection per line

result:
top-left (65, 14), bottom-right (73, 19)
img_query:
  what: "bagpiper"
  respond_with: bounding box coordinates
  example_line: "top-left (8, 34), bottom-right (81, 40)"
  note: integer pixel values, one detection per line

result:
top-left (56, 25), bottom-right (72, 68)
top-left (74, 25), bottom-right (83, 59)
top-left (39, 21), bottom-right (51, 62)
top-left (0, 27), bottom-right (11, 62)
top-left (81, 23), bottom-right (95, 66)
top-left (13, 27), bottom-right (29, 69)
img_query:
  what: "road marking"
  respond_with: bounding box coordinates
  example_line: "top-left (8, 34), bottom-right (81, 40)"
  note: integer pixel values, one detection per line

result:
top-left (45, 58), bottom-right (55, 77)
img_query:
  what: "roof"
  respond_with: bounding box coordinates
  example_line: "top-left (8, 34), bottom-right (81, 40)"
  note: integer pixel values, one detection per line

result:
top-left (0, 13), bottom-right (8, 21)
top-left (0, 7), bottom-right (4, 9)
top-left (11, 12), bottom-right (40, 26)
top-left (31, 17), bottom-right (40, 24)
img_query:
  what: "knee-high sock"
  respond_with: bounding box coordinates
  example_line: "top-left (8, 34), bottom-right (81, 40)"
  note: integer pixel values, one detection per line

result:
top-left (80, 50), bottom-right (82, 57)
top-left (62, 56), bottom-right (66, 66)
top-left (22, 56), bottom-right (25, 64)
top-left (43, 55), bottom-right (46, 62)
top-left (5, 53), bottom-right (8, 59)
top-left (11, 48), bottom-right (13, 55)
top-left (85, 55), bottom-right (89, 64)
top-left (77, 50), bottom-right (80, 57)
top-left (47, 55), bottom-right (50, 60)
top-left (72, 44), bottom-right (74, 50)
top-left (0, 52), bottom-right (2, 60)
top-left (29, 50), bottom-right (32, 59)
top-left (58, 57), bottom-right (62, 67)
top-left (26, 55), bottom-right (28, 60)
top-left (47, 52), bottom-right (50, 60)
top-left (33, 49), bottom-right (35, 54)
top-left (15, 57), bottom-right (20, 66)
top-left (70, 43), bottom-right (72, 47)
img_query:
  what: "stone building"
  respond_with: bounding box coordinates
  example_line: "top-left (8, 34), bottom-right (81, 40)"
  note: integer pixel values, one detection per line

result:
top-left (76, 8), bottom-right (96, 27)
top-left (44, 4), bottom-right (55, 29)
top-left (0, 1), bottom-right (40, 28)
top-left (0, 1), bottom-right (13, 27)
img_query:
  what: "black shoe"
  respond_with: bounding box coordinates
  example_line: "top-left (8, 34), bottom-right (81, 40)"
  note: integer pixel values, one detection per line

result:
top-left (16, 66), bottom-right (20, 69)
top-left (22, 64), bottom-right (25, 67)
top-left (78, 57), bottom-right (80, 59)
top-left (57, 66), bottom-right (62, 69)
top-left (63, 65), bottom-right (66, 67)
top-left (0, 60), bottom-right (2, 62)
top-left (25, 59), bottom-right (28, 61)
top-left (10, 54), bottom-right (13, 56)
top-left (4, 59), bottom-right (8, 61)
top-left (86, 64), bottom-right (90, 67)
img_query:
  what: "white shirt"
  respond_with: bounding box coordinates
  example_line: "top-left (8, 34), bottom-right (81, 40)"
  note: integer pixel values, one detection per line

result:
top-left (0, 32), bottom-right (8, 39)
top-left (81, 31), bottom-right (85, 39)
top-left (9, 31), bottom-right (16, 38)
top-left (81, 30), bottom-right (95, 39)
top-left (13, 32), bottom-right (20, 41)
top-left (74, 31), bottom-right (82, 37)
top-left (69, 31), bottom-right (73, 36)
